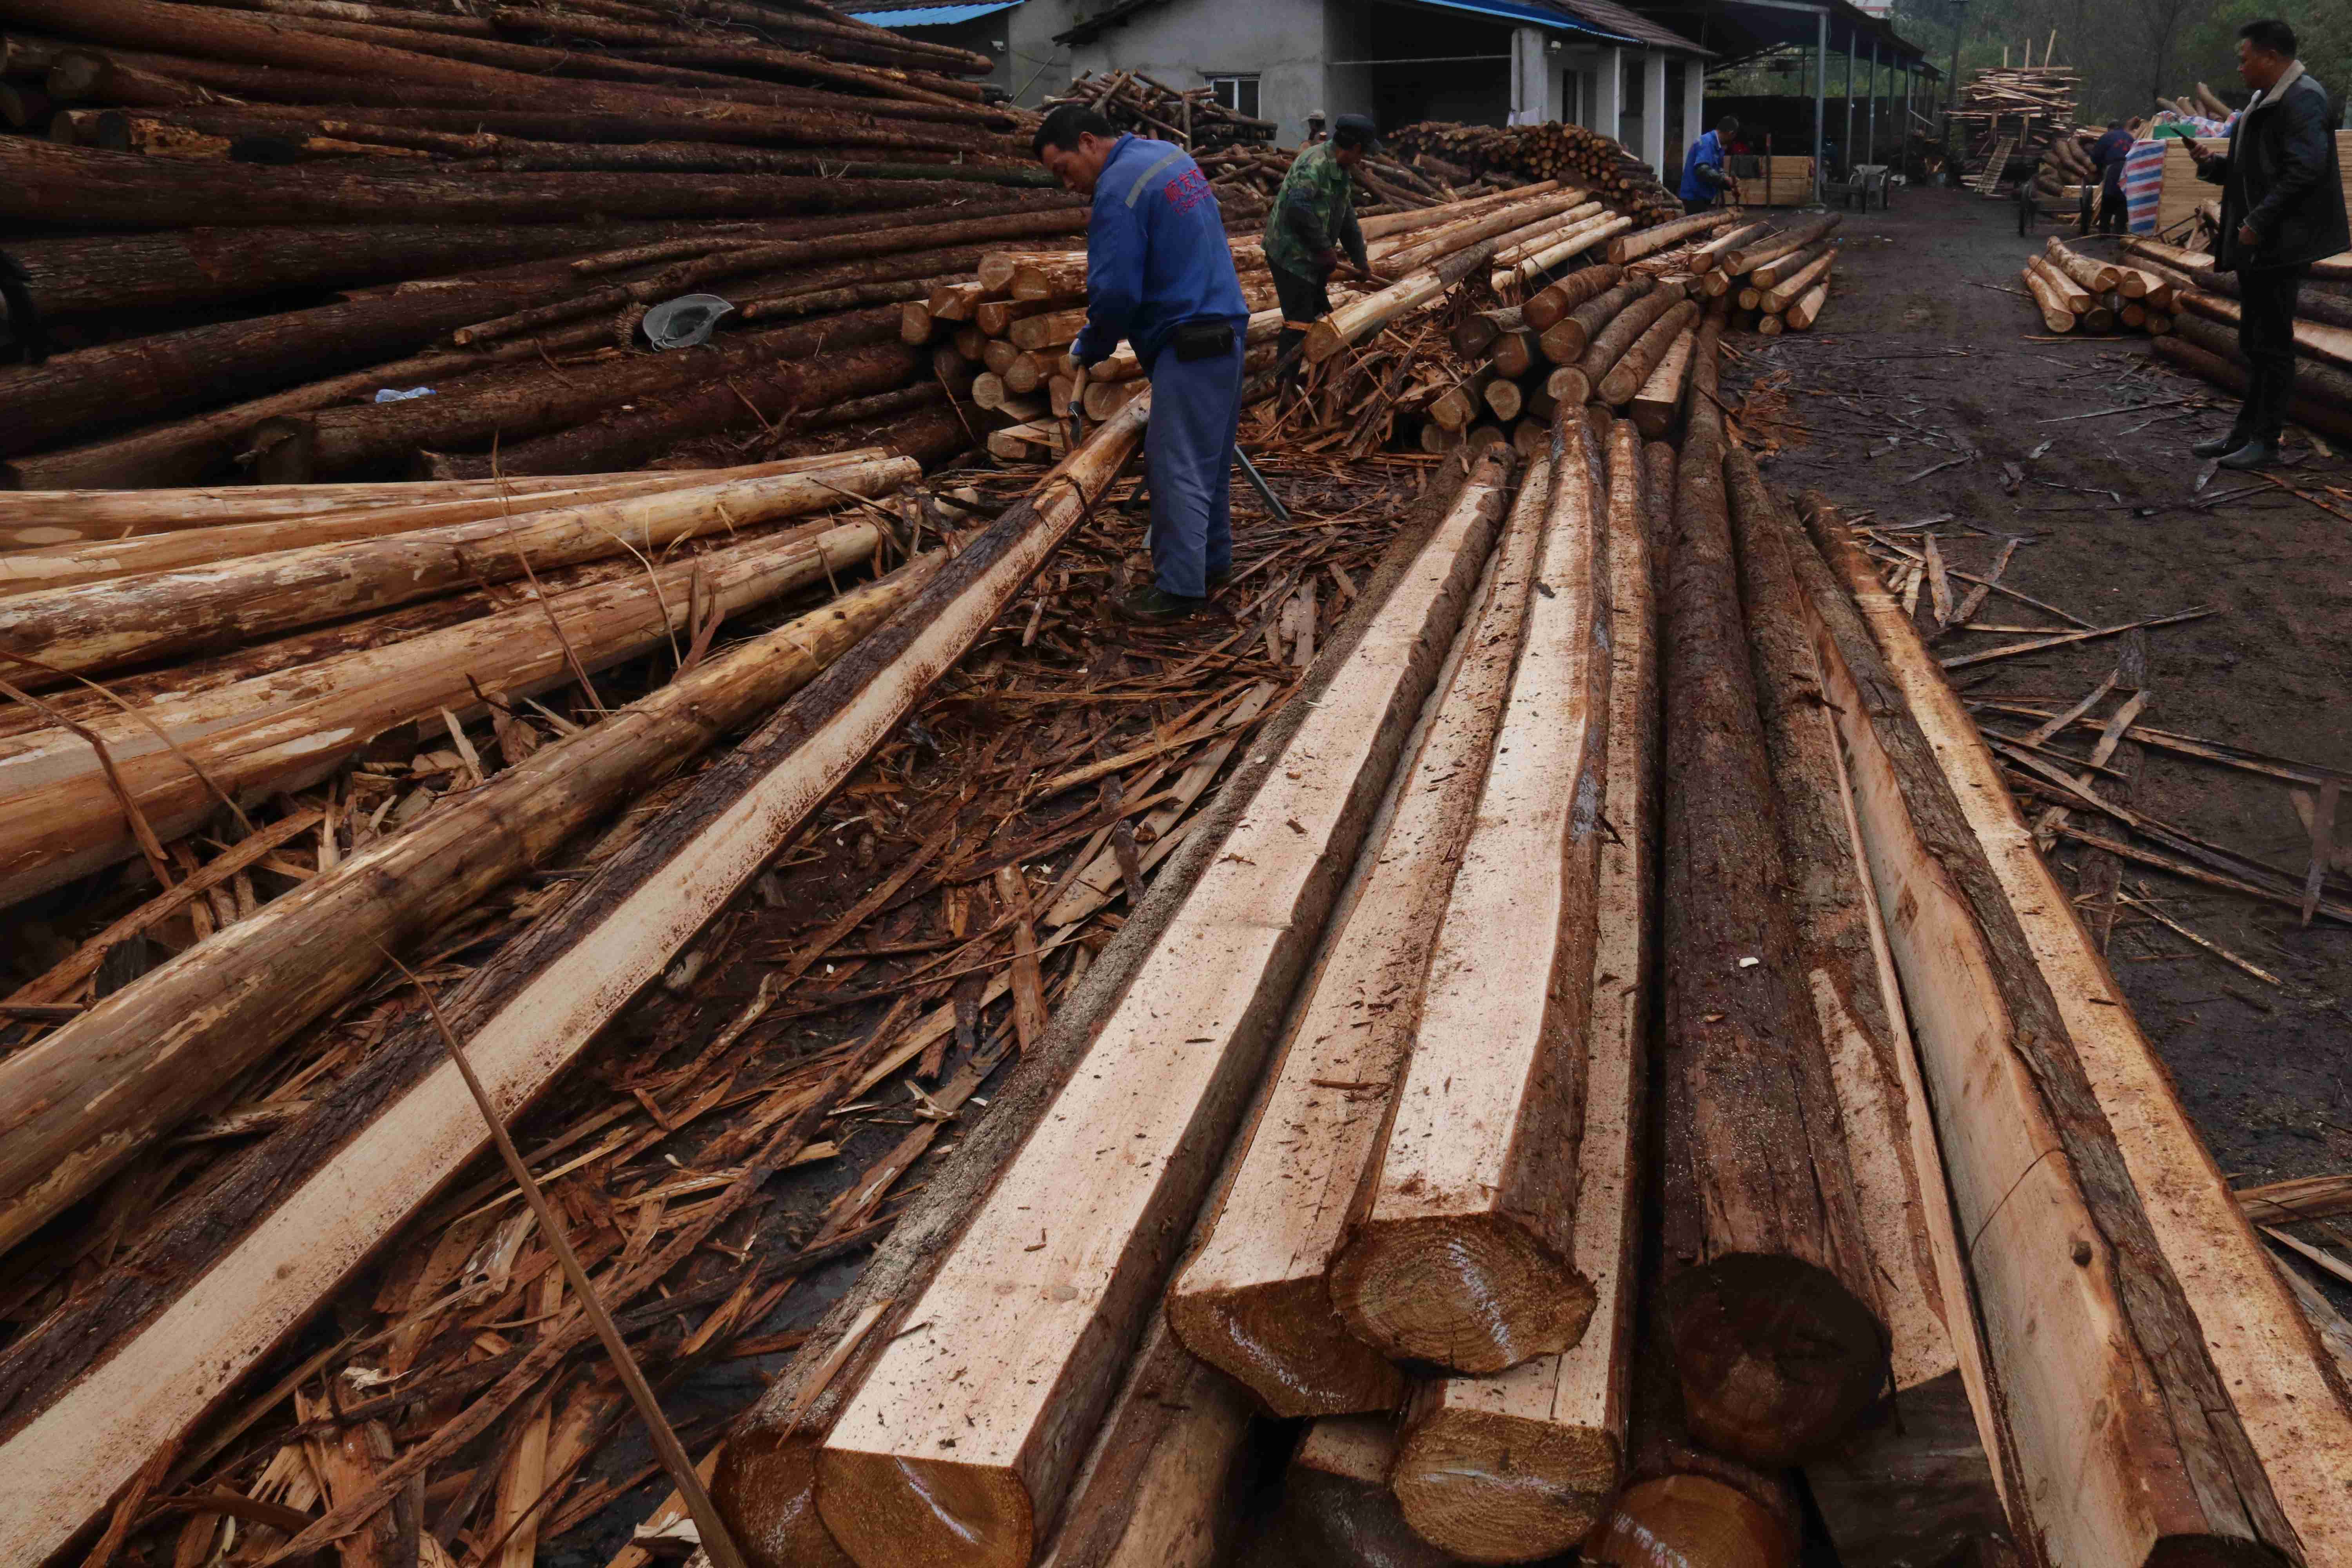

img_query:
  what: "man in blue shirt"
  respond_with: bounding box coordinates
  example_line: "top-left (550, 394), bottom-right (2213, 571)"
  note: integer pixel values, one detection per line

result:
top-left (1679, 116), bottom-right (1740, 213)
top-left (1034, 104), bottom-right (1252, 621)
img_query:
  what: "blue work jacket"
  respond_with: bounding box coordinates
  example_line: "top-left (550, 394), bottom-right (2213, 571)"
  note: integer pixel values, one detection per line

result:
top-left (1679, 130), bottom-right (1728, 202)
top-left (1070, 134), bottom-right (1250, 368)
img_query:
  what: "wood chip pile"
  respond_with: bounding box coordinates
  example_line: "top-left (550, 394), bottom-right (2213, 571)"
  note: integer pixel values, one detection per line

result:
top-left (0, 0), bottom-right (1088, 491)
top-left (1388, 118), bottom-right (1684, 227)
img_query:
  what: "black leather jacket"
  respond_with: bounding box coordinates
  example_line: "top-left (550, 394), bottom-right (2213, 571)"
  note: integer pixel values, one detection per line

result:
top-left (2198, 63), bottom-right (2350, 272)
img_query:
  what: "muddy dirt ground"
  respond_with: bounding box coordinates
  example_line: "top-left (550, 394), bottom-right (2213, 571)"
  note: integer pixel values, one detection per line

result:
top-left (1728, 185), bottom-right (2352, 1206)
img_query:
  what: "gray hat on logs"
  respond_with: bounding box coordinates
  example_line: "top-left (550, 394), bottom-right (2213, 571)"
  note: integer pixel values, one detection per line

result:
top-left (641, 292), bottom-right (735, 350)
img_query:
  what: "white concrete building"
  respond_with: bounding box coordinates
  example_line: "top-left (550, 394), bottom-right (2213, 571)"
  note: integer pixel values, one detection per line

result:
top-left (849, 0), bottom-right (1714, 180)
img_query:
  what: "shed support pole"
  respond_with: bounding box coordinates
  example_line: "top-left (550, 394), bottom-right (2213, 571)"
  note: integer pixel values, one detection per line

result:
top-left (1868, 39), bottom-right (1879, 165)
top-left (1642, 51), bottom-right (1668, 174)
top-left (1814, 10), bottom-right (1828, 203)
top-left (1594, 45), bottom-right (1623, 147)
top-left (1843, 29), bottom-right (1856, 176)
top-left (1683, 53), bottom-right (1705, 162)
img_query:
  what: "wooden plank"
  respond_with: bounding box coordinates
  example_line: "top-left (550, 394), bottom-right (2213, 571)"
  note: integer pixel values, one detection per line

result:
top-left (1387, 417), bottom-right (1657, 1561)
top-left (0, 402), bottom-right (1151, 1568)
top-left (1326, 413), bottom-right (1611, 1376)
top-left (811, 450), bottom-right (1516, 1568)
top-left (1267, 1417), bottom-right (1455, 1568)
top-left (1165, 453), bottom-right (1551, 1417)
top-left (1793, 492), bottom-right (2323, 1566)
top-left (1799, 494), bottom-right (2352, 1566)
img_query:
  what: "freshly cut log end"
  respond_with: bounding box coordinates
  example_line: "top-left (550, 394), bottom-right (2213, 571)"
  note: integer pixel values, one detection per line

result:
top-left (1391, 1408), bottom-right (1618, 1562)
top-left (1587, 1476), bottom-right (1798, 1568)
top-left (712, 1436), bottom-right (853, 1568)
top-left (1661, 1252), bottom-right (1887, 1466)
top-left (1329, 1213), bottom-right (1597, 1374)
top-left (1269, 1417), bottom-right (1459, 1568)
top-left (1163, 1282), bottom-right (1405, 1419)
top-left (815, 1452), bottom-right (1031, 1568)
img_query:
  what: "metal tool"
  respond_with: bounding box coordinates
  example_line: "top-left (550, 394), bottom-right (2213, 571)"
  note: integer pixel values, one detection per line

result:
top-left (1232, 445), bottom-right (1290, 523)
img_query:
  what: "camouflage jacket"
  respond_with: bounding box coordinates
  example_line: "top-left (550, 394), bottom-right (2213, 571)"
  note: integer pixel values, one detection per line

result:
top-left (1264, 142), bottom-right (1368, 277)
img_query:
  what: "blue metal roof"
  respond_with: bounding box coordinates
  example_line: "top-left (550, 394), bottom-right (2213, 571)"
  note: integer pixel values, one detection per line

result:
top-left (847, 0), bottom-right (1017, 24)
top-left (1405, 0), bottom-right (1641, 42)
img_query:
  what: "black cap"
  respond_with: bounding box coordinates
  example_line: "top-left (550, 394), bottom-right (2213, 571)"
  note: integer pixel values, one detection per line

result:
top-left (1332, 113), bottom-right (1381, 151)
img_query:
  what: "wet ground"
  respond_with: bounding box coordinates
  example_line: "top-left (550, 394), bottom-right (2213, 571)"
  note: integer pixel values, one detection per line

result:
top-left (1730, 184), bottom-right (2352, 1201)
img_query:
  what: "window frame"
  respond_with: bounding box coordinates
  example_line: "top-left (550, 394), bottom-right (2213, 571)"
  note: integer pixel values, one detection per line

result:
top-left (1206, 72), bottom-right (1261, 121)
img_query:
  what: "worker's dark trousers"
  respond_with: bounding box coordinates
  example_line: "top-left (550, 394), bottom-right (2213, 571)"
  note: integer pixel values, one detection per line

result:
top-left (2235, 264), bottom-right (2306, 444)
top-left (1682, 196), bottom-right (1715, 215)
top-left (1144, 328), bottom-right (1245, 599)
top-left (2095, 184), bottom-right (2127, 232)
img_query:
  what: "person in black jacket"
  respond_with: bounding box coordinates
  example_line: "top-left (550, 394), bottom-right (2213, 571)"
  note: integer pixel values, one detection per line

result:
top-left (2189, 18), bottom-right (2352, 468)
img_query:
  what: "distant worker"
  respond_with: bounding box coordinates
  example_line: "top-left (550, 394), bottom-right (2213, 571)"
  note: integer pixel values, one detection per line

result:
top-left (2089, 116), bottom-right (2135, 232)
top-left (1034, 103), bottom-right (1252, 620)
top-left (1266, 113), bottom-right (1390, 393)
top-left (2187, 18), bottom-right (2348, 470)
top-left (1679, 115), bottom-right (1740, 213)
top-left (1305, 109), bottom-right (1328, 145)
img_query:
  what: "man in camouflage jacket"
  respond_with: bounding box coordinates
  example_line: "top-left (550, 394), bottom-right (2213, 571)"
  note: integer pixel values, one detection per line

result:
top-left (1265, 114), bottom-right (1386, 386)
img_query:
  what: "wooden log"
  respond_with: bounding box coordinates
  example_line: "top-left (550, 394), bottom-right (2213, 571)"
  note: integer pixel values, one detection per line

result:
top-left (1431, 369), bottom-right (1497, 433)
top-left (0, 465), bottom-right (801, 592)
top-left (1303, 240), bottom-right (1501, 365)
top-left (0, 515), bottom-right (885, 870)
top-left (1691, 220), bottom-right (1768, 273)
top-left (1576, 282), bottom-right (1686, 395)
top-left (2020, 265), bottom-right (2075, 332)
top-left (1599, 299), bottom-right (1700, 407)
top-left (1540, 277), bottom-right (1653, 365)
top-left (810, 452), bottom-right (1516, 1568)
top-left (1522, 263), bottom-right (1621, 334)
top-left (1454, 305), bottom-right (1526, 358)
top-left (1606, 207), bottom-right (1735, 265)
top-left (1748, 238), bottom-right (1830, 292)
top-left (1721, 214), bottom-right (1840, 276)
top-left (1723, 452), bottom-right (2012, 1564)
top-left (1009, 306), bottom-right (1089, 352)
top-left (432, 340), bottom-right (927, 479)
top-left (2045, 236), bottom-right (2120, 294)
top-left (1793, 493), bottom-right (2332, 1565)
top-left (1482, 202), bottom-right (1610, 273)
top-left (2158, 321), bottom-right (2352, 441)
top-left (1167, 451), bottom-right (1551, 1419)
top-left (1758, 252), bottom-right (1834, 316)
top-left (0, 455), bottom-right (915, 687)
top-left (1264, 1418), bottom-right (1457, 1568)
top-left (1327, 424), bottom-right (1610, 1374)
top-left (0, 269), bottom-right (581, 461)
top-left (1387, 417), bottom-right (1657, 1560)
top-left (1490, 329), bottom-right (1539, 379)
top-left (1379, 190), bottom-right (1590, 275)
top-left (1630, 327), bottom-right (1694, 439)
top-left (2025, 254), bottom-right (2093, 314)
top-left (2176, 288), bottom-right (2352, 372)
top-left (0, 402), bottom-right (1152, 1568)
top-left (1587, 1476), bottom-right (1798, 1568)
top-left (1483, 375), bottom-right (1525, 421)
top-left (1489, 214), bottom-right (1631, 293)
top-left (1655, 375), bottom-right (1885, 1468)
top-left (1783, 281), bottom-right (1828, 331)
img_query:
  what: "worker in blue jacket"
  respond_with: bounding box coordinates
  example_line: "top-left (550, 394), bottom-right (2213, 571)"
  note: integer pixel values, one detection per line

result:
top-left (1679, 116), bottom-right (1740, 213)
top-left (1035, 103), bottom-right (1251, 621)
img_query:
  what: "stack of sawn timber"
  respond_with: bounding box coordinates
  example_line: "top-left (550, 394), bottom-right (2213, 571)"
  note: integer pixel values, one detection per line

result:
top-left (2126, 235), bottom-right (2352, 439)
top-left (1693, 211), bottom-right (1840, 334)
top-left (1044, 68), bottom-right (1275, 155)
top-left (2017, 236), bottom-right (2178, 336)
top-left (0, 0), bottom-right (1089, 489)
top-left (695, 313), bottom-right (2352, 1568)
top-left (1955, 60), bottom-right (2079, 191)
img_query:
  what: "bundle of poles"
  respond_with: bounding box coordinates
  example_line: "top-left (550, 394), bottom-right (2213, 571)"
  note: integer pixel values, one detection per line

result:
top-left (1690, 211), bottom-right (1840, 334)
top-left (1953, 55), bottom-right (2079, 192)
top-left (0, 0), bottom-right (1084, 491)
top-left (698, 307), bottom-right (2352, 1568)
top-left (2125, 234), bottom-right (2352, 439)
top-left (1042, 68), bottom-right (1276, 154)
top-left (2017, 235), bottom-right (2179, 336)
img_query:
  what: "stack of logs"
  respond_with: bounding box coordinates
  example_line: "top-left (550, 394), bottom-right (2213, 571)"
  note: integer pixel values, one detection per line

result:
top-left (2026, 125), bottom-right (2100, 216)
top-left (0, 0), bottom-right (1084, 490)
top-left (1044, 67), bottom-right (1276, 154)
top-left (1389, 119), bottom-right (1684, 227)
top-left (1194, 141), bottom-right (1462, 214)
top-left (1693, 212), bottom-right (1840, 334)
top-left (2018, 236), bottom-right (2177, 336)
top-left (2127, 235), bottom-right (2352, 437)
top-left (701, 326), bottom-right (2352, 1568)
top-left (1955, 58), bottom-right (2080, 191)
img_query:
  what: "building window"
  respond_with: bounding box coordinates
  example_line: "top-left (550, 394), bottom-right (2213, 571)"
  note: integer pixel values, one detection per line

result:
top-left (1207, 73), bottom-right (1260, 120)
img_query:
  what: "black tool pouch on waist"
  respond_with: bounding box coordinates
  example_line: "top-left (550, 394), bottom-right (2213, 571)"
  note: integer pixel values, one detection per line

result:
top-left (1170, 320), bottom-right (1236, 362)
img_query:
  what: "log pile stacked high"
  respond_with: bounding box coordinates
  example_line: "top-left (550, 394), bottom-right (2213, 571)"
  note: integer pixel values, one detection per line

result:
top-left (0, 0), bottom-right (1085, 489)
top-left (1388, 118), bottom-right (1683, 227)
top-left (1953, 56), bottom-right (2079, 192)
top-left (1694, 212), bottom-right (1841, 334)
